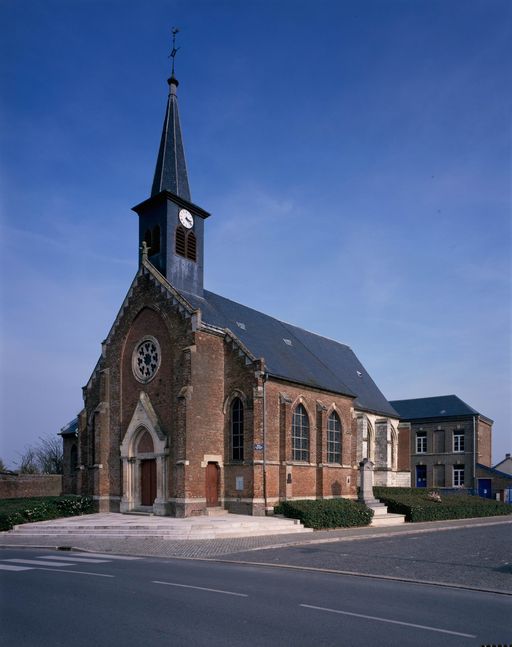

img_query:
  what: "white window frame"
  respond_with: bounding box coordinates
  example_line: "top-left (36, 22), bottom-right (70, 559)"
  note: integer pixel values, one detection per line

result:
top-left (416, 432), bottom-right (427, 454)
top-left (453, 432), bottom-right (465, 453)
top-left (453, 465), bottom-right (465, 487)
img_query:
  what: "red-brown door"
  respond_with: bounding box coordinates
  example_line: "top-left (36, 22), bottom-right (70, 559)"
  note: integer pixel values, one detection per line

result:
top-left (205, 462), bottom-right (219, 507)
top-left (140, 459), bottom-right (157, 506)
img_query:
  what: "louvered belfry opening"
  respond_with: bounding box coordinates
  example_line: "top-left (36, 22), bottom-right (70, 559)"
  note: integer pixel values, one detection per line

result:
top-left (175, 226), bottom-right (197, 262)
top-left (187, 231), bottom-right (197, 261)
top-left (151, 225), bottom-right (161, 255)
top-left (175, 226), bottom-right (186, 256)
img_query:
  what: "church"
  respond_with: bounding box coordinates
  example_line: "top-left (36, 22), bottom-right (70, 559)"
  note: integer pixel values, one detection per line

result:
top-left (61, 58), bottom-right (410, 517)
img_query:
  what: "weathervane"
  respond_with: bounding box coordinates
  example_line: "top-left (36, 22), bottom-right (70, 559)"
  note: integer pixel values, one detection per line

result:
top-left (169, 27), bottom-right (180, 77)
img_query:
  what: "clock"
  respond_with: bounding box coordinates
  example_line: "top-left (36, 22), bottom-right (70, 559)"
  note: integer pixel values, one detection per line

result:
top-left (179, 208), bottom-right (194, 229)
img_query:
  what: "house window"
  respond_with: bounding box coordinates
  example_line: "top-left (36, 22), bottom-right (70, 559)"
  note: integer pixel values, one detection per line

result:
top-left (327, 411), bottom-right (341, 463)
top-left (416, 431), bottom-right (427, 453)
top-left (453, 464), bottom-right (465, 487)
top-left (231, 398), bottom-right (244, 461)
top-left (453, 432), bottom-right (465, 453)
top-left (292, 404), bottom-right (309, 462)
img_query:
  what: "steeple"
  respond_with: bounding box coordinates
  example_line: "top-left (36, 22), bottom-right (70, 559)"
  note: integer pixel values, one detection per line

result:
top-left (150, 75), bottom-right (191, 200)
top-left (132, 31), bottom-right (210, 298)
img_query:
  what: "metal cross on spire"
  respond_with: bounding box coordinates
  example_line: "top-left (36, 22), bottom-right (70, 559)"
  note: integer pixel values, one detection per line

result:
top-left (169, 27), bottom-right (180, 77)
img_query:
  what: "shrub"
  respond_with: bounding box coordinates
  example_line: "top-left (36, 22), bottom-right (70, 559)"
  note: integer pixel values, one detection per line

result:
top-left (373, 487), bottom-right (512, 522)
top-left (274, 498), bottom-right (374, 529)
top-left (0, 495), bottom-right (93, 531)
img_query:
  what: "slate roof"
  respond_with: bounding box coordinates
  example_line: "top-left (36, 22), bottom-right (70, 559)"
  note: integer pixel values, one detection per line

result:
top-left (182, 288), bottom-right (398, 417)
top-left (476, 463), bottom-right (512, 481)
top-left (151, 76), bottom-right (191, 201)
top-left (390, 395), bottom-right (492, 423)
top-left (60, 417), bottom-right (78, 437)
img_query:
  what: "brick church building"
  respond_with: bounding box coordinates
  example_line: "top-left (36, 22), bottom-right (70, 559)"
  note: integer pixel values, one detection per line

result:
top-left (61, 65), bottom-right (410, 517)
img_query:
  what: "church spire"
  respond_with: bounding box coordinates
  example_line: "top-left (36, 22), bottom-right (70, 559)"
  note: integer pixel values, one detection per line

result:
top-left (150, 29), bottom-right (191, 201)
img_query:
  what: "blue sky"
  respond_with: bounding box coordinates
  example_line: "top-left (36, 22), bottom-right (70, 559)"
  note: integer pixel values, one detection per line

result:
top-left (1, 0), bottom-right (510, 467)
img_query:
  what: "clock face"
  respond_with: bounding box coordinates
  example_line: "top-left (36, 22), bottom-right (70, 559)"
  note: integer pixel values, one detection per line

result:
top-left (179, 208), bottom-right (194, 229)
top-left (132, 336), bottom-right (161, 383)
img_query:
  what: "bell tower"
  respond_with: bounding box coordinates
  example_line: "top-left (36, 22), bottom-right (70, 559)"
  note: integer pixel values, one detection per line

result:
top-left (132, 31), bottom-right (210, 297)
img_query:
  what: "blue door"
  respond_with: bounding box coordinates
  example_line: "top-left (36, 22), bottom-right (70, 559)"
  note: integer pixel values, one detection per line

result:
top-left (416, 465), bottom-right (427, 488)
top-left (478, 479), bottom-right (492, 499)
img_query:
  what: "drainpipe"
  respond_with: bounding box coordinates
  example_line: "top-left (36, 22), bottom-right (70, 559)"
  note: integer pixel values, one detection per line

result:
top-left (262, 370), bottom-right (268, 514)
top-left (473, 415), bottom-right (477, 495)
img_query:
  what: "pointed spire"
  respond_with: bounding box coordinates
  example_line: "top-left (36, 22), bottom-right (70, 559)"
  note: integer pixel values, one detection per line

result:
top-left (151, 29), bottom-right (191, 200)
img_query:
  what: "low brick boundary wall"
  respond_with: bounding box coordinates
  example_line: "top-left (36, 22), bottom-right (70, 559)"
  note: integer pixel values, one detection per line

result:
top-left (0, 474), bottom-right (62, 499)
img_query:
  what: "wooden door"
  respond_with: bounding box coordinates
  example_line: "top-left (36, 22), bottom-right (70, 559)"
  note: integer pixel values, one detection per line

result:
top-left (205, 462), bottom-right (219, 507)
top-left (141, 459), bottom-right (157, 506)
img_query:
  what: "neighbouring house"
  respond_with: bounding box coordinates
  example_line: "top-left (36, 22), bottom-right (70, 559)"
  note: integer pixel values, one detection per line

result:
top-left (475, 463), bottom-right (512, 502)
top-left (389, 394), bottom-right (492, 491)
top-left (493, 453), bottom-right (512, 475)
top-left (60, 56), bottom-right (410, 517)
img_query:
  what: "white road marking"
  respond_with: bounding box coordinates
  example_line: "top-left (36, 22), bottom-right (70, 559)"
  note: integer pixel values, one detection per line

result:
top-left (0, 564), bottom-right (33, 571)
top-left (37, 555), bottom-right (109, 564)
top-left (300, 604), bottom-right (476, 639)
top-left (153, 580), bottom-right (248, 597)
top-left (64, 552), bottom-right (141, 560)
top-left (36, 568), bottom-right (114, 578)
top-left (4, 559), bottom-right (75, 567)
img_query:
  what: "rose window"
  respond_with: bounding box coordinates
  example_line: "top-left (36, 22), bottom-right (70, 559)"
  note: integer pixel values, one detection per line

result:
top-left (132, 336), bottom-right (161, 383)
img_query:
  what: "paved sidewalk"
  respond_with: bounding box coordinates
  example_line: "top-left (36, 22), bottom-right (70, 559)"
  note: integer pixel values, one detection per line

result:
top-left (0, 515), bottom-right (510, 560)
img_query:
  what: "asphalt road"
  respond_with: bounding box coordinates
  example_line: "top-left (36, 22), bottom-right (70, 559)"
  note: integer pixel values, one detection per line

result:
top-left (0, 547), bottom-right (510, 646)
top-left (222, 521), bottom-right (512, 593)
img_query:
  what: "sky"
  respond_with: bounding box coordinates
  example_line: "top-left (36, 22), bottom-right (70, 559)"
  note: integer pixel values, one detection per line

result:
top-left (0, 0), bottom-right (510, 468)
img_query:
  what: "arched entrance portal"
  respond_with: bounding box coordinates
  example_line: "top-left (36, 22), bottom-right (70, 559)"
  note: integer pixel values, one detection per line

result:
top-left (120, 392), bottom-right (169, 515)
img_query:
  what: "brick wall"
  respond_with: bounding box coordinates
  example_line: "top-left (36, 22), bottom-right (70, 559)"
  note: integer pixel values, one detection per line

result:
top-left (0, 474), bottom-right (62, 499)
top-left (477, 419), bottom-right (492, 466)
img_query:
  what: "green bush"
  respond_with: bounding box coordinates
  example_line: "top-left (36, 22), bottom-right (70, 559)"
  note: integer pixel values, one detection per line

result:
top-left (373, 487), bottom-right (512, 522)
top-left (274, 498), bottom-right (374, 529)
top-left (0, 495), bottom-right (93, 531)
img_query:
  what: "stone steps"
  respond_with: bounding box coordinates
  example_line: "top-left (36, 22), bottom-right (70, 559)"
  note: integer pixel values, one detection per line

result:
top-left (7, 513), bottom-right (312, 540)
top-left (365, 500), bottom-right (406, 526)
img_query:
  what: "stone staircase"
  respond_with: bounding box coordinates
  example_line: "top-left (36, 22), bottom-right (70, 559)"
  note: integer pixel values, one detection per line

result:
top-left (5, 512), bottom-right (312, 540)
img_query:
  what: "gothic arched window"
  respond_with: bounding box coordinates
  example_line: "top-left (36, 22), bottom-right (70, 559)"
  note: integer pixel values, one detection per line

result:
top-left (327, 411), bottom-right (341, 464)
top-left (292, 404), bottom-right (309, 462)
top-left (231, 398), bottom-right (244, 461)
